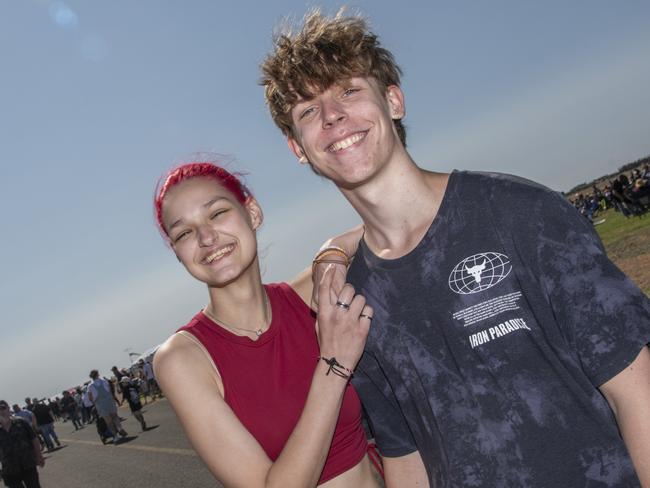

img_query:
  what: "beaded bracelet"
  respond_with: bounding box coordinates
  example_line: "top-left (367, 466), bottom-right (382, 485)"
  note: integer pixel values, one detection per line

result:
top-left (318, 356), bottom-right (354, 380)
top-left (312, 246), bottom-right (350, 276)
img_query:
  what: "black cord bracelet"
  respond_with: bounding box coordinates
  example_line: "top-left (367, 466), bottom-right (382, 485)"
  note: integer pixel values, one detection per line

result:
top-left (317, 356), bottom-right (354, 379)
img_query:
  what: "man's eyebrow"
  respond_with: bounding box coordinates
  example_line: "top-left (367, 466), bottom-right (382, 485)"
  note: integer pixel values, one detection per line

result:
top-left (167, 196), bottom-right (228, 232)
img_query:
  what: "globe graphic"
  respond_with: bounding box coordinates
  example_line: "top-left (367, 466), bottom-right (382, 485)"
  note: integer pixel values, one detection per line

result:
top-left (448, 252), bottom-right (512, 294)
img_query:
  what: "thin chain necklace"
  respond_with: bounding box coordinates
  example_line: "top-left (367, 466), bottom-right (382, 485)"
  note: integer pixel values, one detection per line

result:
top-left (204, 290), bottom-right (271, 338)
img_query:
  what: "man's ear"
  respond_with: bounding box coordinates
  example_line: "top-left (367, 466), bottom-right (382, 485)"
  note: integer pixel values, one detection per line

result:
top-left (386, 85), bottom-right (406, 120)
top-left (287, 137), bottom-right (309, 164)
top-left (245, 196), bottom-right (264, 230)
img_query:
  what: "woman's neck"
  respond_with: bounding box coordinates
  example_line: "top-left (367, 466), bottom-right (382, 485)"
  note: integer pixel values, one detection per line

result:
top-left (204, 265), bottom-right (270, 335)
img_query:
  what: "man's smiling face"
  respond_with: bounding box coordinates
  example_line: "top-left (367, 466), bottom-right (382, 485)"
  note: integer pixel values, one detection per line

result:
top-left (287, 77), bottom-right (405, 189)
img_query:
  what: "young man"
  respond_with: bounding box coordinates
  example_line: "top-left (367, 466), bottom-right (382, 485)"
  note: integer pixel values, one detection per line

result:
top-left (261, 10), bottom-right (650, 487)
top-left (30, 399), bottom-right (60, 452)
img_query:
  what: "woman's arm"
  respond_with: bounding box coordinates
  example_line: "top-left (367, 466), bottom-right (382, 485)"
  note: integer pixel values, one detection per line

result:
top-left (289, 224), bottom-right (365, 308)
top-left (154, 270), bottom-right (372, 488)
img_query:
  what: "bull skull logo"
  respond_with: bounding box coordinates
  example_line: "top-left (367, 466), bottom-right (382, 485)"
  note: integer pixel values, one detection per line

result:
top-left (464, 260), bottom-right (486, 284)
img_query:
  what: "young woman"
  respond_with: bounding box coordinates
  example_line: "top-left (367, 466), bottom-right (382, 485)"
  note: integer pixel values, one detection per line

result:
top-left (153, 162), bottom-right (379, 488)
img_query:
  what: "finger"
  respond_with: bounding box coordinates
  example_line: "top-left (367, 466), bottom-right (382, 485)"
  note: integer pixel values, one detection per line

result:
top-left (335, 283), bottom-right (356, 310)
top-left (347, 293), bottom-right (367, 316)
top-left (312, 259), bottom-right (335, 296)
top-left (359, 304), bottom-right (374, 323)
top-left (329, 267), bottom-right (349, 305)
top-left (330, 262), bottom-right (347, 295)
top-left (317, 264), bottom-right (336, 308)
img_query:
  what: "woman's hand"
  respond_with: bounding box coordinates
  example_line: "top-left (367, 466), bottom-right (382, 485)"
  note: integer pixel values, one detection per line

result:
top-left (315, 265), bottom-right (373, 373)
top-left (311, 224), bottom-right (364, 310)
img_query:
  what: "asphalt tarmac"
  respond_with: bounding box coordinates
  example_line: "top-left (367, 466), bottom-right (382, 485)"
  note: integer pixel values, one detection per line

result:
top-left (35, 399), bottom-right (222, 487)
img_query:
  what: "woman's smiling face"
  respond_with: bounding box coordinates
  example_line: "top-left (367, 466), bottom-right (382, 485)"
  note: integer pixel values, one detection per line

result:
top-left (161, 176), bottom-right (262, 287)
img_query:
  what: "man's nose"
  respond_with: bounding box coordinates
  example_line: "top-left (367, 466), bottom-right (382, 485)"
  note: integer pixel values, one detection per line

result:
top-left (322, 100), bottom-right (347, 128)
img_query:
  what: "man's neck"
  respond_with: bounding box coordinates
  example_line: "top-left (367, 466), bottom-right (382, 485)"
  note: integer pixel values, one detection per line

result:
top-left (0, 417), bottom-right (11, 431)
top-left (341, 153), bottom-right (450, 259)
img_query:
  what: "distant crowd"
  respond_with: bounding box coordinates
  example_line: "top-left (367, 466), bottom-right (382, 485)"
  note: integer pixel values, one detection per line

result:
top-left (0, 358), bottom-right (161, 487)
top-left (570, 164), bottom-right (650, 222)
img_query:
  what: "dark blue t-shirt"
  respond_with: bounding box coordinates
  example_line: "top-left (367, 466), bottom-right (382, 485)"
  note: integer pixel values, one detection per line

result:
top-left (348, 171), bottom-right (650, 487)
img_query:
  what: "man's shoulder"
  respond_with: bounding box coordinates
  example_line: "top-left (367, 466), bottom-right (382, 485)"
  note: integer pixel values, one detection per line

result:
top-left (457, 170), bottom-right (554, 196)
top-left (455, 170), bottom-right (564, 214)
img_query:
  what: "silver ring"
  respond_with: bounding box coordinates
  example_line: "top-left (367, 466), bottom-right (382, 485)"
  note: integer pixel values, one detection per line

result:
top-left (359, 313), bottom-right (373, 321)
top-left (336, 300), bottom-right (350, 310)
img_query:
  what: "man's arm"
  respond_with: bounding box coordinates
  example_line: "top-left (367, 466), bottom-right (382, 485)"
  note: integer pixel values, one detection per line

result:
top-left (600, 346), bottom-right (650, 487)
top-left (383, 451), bottom-right (429, 487)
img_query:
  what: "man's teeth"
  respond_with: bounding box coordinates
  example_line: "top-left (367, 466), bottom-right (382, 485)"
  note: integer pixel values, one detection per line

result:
top-left (206, 245), bottom-right (234, 263)
top-left (328, 132), bottom-right (366, 152)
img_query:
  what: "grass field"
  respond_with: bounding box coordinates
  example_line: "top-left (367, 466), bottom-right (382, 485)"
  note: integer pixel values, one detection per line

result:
top-left (594, 209), bottom-right (650, 295)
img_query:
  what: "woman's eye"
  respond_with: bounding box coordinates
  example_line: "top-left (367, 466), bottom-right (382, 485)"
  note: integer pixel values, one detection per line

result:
top-left (211, 209), bottom-right (227, 219)
top-left (174, 231), bottom-right (190, 243)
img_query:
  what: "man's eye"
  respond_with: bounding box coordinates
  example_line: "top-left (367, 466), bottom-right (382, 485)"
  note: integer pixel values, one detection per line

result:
top-left (343, 88), bottom-right (359, 97)
top-left (300, 107), bottom-right (316, 119)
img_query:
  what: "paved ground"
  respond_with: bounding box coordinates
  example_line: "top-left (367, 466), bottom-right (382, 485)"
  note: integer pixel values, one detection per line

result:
top-left (34, 399), bottom-right (222, 487)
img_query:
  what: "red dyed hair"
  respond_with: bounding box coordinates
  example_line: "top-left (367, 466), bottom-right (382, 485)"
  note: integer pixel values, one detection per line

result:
top-left (154, 162), bottom-right (251, 241)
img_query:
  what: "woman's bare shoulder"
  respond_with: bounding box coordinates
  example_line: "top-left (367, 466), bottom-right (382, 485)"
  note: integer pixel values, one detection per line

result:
top-left (154, 331), bottom-right (223, 393)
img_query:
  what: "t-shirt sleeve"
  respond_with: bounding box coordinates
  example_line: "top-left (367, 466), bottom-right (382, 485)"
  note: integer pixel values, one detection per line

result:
top-left (353, 351), bottom-right (417, 457)
top-left (511, 187), bottom-right (650, 386)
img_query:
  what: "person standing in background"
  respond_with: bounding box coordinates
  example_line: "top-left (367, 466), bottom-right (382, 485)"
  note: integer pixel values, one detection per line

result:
top-left (0, 400), bottom-right (44, 488)
top-left (30, 399), bottom-right (60, 452)
top-left (87, 370), bottom-right (127, 444)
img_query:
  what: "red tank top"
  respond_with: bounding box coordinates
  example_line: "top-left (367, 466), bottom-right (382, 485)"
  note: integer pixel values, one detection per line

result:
top-left (177, 282), bottom-right (367, 484)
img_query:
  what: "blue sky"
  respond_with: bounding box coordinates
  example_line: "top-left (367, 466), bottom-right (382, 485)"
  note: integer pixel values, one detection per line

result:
top-left (2, 0), bottom-right (649, 404)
